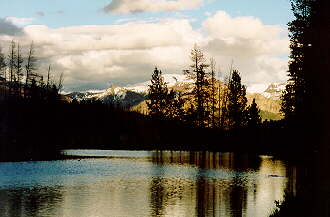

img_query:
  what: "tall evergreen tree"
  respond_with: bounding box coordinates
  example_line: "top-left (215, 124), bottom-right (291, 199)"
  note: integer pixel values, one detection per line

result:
top-left (227, 70), bottom-right (247, 129)
top-left (246, 98), bottom-right (261, 128)
top-left (281, 0), bottom-right (314, 122)
top-left (15, 43), bottom-right (24, 96)
top-left (147, 67), bottom-right (169, 118)
top-left (184, 44), bottom-right (210, 127)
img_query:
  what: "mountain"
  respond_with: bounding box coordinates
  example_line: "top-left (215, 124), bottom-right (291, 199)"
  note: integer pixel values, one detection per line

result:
top-left (247, 82), bottom-right (286, 100)
top-left (66, 74), bottom-right (193, 107)
top-left (66, 75), bottom-right (285, 120)
top-left (262, 83), bottom-right (286, 99)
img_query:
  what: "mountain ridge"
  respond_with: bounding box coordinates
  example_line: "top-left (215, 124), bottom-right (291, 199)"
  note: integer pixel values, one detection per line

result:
top-left (66, 74), bottom-right (284, 120)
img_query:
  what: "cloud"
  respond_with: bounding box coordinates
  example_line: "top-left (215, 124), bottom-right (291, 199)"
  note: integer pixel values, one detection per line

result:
top-left (103, 0), bottom-right (203, 14)
top-left (202, 11), bottom-right (289, 84)
top-left (16, 19), bottom-right (199, 90)
top-left (36, 11), bottom-right (45, 17)
top-left (0, 11), bottom-right (289, 91)
top-left (5, 17), bottom-right (35, 26)
top-left (0, 18), bottom-right (24, 36)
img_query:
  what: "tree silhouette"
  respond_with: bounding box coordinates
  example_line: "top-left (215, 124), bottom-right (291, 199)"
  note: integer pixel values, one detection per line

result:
top-left (0, 46), bottom-right (6, 79)
top-left (184, 44), bottom-right (210, 127)
top-left (246, 98), bottom-right (261, 128)
top-left (147, 67), bottom-right (169, 119)
top-left (209, 58), bottom-right (218, 128)
top-left (281, 0), bottom-right (314, 122)
top-left (164, 90), bottom-right (185, 121)
top-left (25, 42), bottom-right (37, 86)
top-left (8, 40), bottom-right (16, 83)
top-left (227, 70), bottom-right (247, 129)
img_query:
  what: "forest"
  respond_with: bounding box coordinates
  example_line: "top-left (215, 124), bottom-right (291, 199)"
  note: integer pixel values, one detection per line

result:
top-left (0, 38), bottom-right (293, 162)
top-left (0, 0), bottom-right (327, 160)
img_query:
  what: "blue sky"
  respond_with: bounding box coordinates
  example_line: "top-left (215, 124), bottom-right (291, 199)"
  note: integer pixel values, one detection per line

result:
top-left (0, 0), bottom-right (293, 27)
top-left (0, 0), bottom-right (293, 91)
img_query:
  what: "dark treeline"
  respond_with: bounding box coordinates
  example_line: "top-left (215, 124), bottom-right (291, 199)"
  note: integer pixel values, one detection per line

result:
top-left (269, 0), bottom-right (330, 216)
top-left (0, 41), bottom-right (298, 162)
top-left (146, 44), bottom-right (265, 131)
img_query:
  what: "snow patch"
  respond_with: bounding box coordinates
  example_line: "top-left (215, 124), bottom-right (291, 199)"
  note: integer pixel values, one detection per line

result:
top-left (247, 83), bottom-right (269, 93)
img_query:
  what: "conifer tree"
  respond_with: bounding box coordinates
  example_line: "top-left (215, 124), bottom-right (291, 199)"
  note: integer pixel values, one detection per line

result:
top-left (281, 0), bottom-right (314, 122)
top-left (15, 43), bottom-right (23, 83)
top-left (227, 70), bottom-right (247, 129)
top-left (164, 90), bottom-right (185, 121)
top-left (14, 43), bottom-right (24, 96)
top-left (184, 44), bottom-right (210, 127)
top-left (147, 67), bottom-right (169, 118)
top-left (246, 98), bottom-right (261, 128)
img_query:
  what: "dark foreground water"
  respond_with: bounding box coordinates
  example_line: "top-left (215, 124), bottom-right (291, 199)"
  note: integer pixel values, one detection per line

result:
top-left (0, 150), bottom-right (296, 217)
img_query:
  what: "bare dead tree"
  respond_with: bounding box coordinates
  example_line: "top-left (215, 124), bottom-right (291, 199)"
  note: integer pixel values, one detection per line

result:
top-left (210, 58), bottom-right (217, 128)
top-left (0, 45), bottom-right (6, 80)
top-left (25, 41), bottom-right (37, 86)
top-left (8, 40), bottom-right (16, 83)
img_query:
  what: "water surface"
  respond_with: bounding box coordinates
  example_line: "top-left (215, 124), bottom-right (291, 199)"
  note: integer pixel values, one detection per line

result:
top-left (0, 150), bottom-right (295, 217)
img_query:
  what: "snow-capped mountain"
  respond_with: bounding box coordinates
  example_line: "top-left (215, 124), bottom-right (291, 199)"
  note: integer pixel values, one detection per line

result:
top-left (247, 82), bottom-right (286, 99)
top-left (66, 75), bottom-right (287, 118)
top-left (125, 73), bottom-right (194, 93)
top-left (66, 74), bottom-right (194, 106)
top-left (262, 83), bottom-right (286, 99)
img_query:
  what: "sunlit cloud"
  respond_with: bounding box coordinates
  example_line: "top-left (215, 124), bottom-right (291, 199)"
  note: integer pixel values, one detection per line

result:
top-left (0, 11), bottom-right (289, 91)
top-left (103, 0), bottom-right (204, 14)
top-left (5, 16), bottom-right (35, 26)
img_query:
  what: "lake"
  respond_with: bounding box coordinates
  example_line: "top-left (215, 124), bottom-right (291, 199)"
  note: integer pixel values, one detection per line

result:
top-left (0, 150), bottom-right (296, 217)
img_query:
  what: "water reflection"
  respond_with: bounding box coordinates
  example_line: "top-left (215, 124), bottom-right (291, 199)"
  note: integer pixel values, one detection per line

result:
top-left (0, 150), bottom-right (294, 217)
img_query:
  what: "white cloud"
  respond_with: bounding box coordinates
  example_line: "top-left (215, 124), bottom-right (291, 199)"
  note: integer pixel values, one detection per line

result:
top-left (103, 0), bottom-right (203, 14)
top-left (0, 11), bottom-right (289, 91)
top-left (5, 17), bottom-right (35, 26)
top-left (202, 11), bottom-right (289, 85)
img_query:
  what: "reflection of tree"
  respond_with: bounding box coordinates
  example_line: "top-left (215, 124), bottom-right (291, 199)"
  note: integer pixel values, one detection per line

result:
top-left (150, 151), bottom-right (293, 217)
top-left (0, 186), bottom-right (64, 217)
top-left (150, 177), bottom-right (166, 217)
top-left (196, 176), bottom-right (221, 217)
top-left (149, 157), bottom-right (166, 217)
top-left (152, 151), bottom-right (260, 172)
top-left (228, 177), bottom-right (247, 217)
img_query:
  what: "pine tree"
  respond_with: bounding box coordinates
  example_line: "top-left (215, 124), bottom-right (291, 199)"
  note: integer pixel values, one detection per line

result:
top-left (281, 0), bottom-right (314, 122)
top-left (147, 67), bottom-right (169, 119)
top-left (164, 90), bottom-right (185, 121)
top-left (227, 70), bottom-right (247, 129)
top-left (14, 43), bottom-right (24, 96)
top-left (184, 44), bottom-right (210, 127)
top-left (246, 98), bottom-right (261, 128)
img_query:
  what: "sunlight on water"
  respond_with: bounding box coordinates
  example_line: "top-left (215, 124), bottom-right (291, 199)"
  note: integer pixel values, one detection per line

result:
top-left (0, 150), bottom-right (294, 217)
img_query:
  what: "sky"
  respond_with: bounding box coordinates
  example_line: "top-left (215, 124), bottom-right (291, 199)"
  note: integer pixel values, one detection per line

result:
top-left (0, 0), bottom-right (293, 91)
